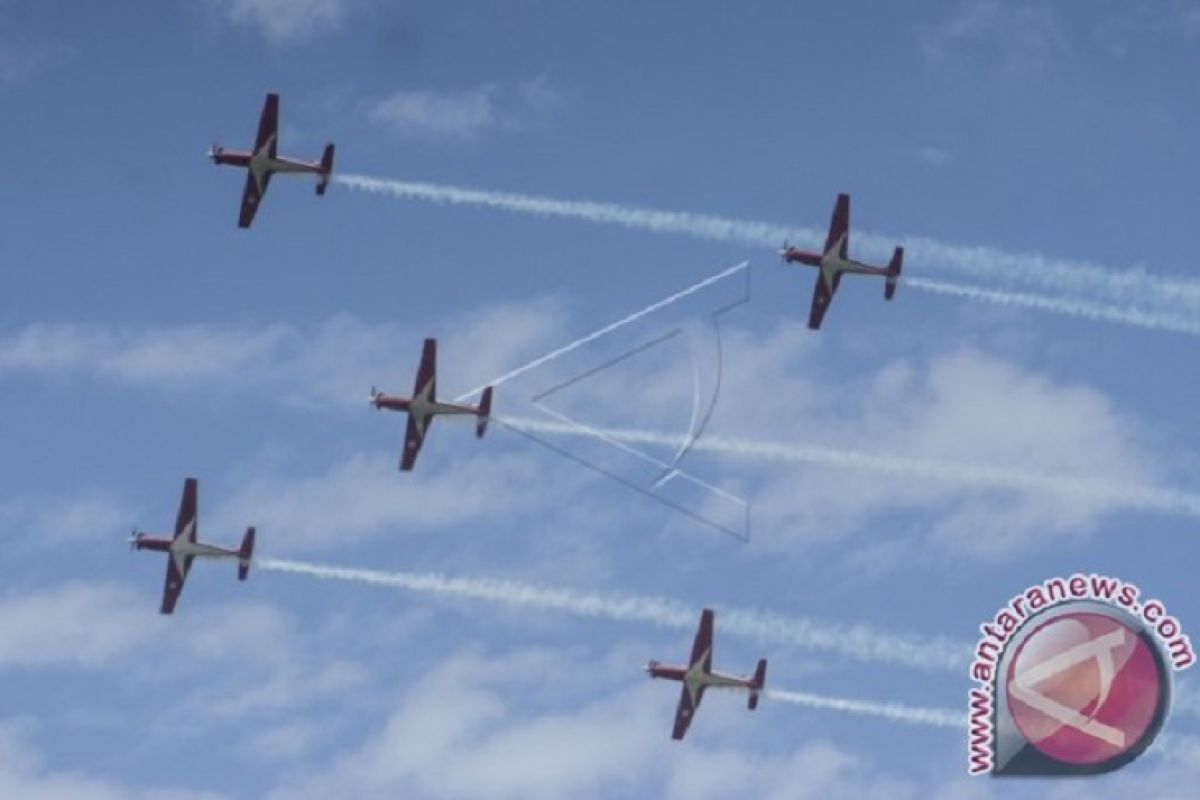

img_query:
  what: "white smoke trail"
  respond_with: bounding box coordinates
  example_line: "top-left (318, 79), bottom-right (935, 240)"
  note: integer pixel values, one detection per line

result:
top-left (495, 417), bottom-right (1200, 518)
top-left (454, 261), bottom-right (748, 402)
top-left (335, 174), bottom-right (1200, 315)
top-left (336, 174), bottom-right (809, 249)
top-left (764, 689), bottom-right (966, 729)
top-left (258, 559), bottom-right (968, 672)
top-left (906, 277), bottom-right (1200, 336)
top-left (886, 234), bottom-right (1200, 315)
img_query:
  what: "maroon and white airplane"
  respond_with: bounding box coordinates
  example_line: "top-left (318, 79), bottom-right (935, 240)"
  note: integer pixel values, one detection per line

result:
top-left (647, 608), bottom-right (768, 740)
top-left (129, 478), bottom-right (255, 615)
top-left (779, 193), bottom-right (903, 330)
top-left (209, 93), bottom-right (335, 228)
top-left (369, 338), bottom-right (495, 472)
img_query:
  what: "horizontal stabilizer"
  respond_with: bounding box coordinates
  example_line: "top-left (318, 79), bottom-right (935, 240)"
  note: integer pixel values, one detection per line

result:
top-left (316, 143), bottom-right (335, 196)
top-left (238, 526), bottom-right (255, 581)
top-left (748, 658), bottom-right (767, 710)
top-left (885, 247), bottom-right (903, 300)
top-left (476, 386), bottom-right (494, 438)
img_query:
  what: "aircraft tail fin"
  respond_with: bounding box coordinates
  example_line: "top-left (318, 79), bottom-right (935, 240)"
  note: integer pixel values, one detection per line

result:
top-left (237, 526), bottom-right (255, 581)
top-left (884, 247), bottom-right (903, 300)
top-left (476, 386), bottom-right (494, 438)
top-left (748, 658), bottom-right (767, 710)
top-left (316, 144), bottom-right (335, 196)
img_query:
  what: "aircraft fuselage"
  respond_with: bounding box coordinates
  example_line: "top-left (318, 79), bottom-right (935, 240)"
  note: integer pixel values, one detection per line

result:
top-left (371, 387), bottom-right (480, 422)
top-left (211, 145), bottom-right (325, 194)
top-left (647, 660), bottom-right (757, 705)
top-left (133, 533), bottom-right (242, 575)
top-left (784, 236), bottom-right (893, 293)
top-left (134, 534), bottom-right (238, 558)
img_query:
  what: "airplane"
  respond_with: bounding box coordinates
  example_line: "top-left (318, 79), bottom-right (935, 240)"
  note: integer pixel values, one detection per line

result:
top-left (369, 338), bottom-right (495, 472)
top-left (779, 193), bottom-right (903, 330)
top-left (209, 92), bottom-right (335, 229)
top-left (646, 608), bottom-right (767, 740)
top-left (129, 478), bottom-right (255, 615)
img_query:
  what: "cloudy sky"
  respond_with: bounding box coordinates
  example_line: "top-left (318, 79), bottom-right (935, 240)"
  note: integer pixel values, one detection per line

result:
top-left (3, 1), bottom-right (1200, 797)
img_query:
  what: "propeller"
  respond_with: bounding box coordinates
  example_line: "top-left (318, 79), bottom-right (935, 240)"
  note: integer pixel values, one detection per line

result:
top-left (368, 385), bottom-right (379, 406)
top-left (207, 142), bottom-right (222, 161)
top-left (128, 527), bottom-right (142, 551)
top-left (778, 240), bottom-right (791, 261)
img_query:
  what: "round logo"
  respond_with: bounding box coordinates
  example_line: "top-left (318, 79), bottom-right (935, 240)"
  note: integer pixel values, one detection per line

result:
top-left (1005, 611), bottom-right (1165, 766)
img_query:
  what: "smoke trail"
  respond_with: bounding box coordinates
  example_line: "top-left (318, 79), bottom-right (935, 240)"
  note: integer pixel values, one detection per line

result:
top-left (453, 261), bottom-right (748, 402)
top-left (906, 277), bottom-right (1200, 336)
top-left (258, 560), bottom-right (1200, 723)
top-left (889, 235), bottom-right (1200, 315)
top-left (258, 559), bottom-right (968, 672)
top-left (764, 689), bottom-right (966, 729)
top-left (335, 174), bottom-right (1200, 315)
top-left (495, 417), bottom-right (1200, 518)
top-left (336, 174), bottom-right (808, 249)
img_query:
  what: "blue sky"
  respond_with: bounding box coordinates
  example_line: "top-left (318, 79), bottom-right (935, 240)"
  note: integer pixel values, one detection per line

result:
top-left (3, 1), bottom-right (1200, 797)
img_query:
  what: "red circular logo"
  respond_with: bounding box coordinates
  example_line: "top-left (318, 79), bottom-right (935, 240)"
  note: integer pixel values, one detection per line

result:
top-left (1005, 612), bottom-right (1163, 765)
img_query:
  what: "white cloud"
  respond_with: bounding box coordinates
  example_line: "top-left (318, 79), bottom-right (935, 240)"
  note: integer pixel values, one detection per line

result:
top-left (2, 489), bottom-right (134, 549)
top-left (0, 719), bottom-right (226, 800)
top-left (663, 741), bottom-right (924, 800)
top-left (0, 308), bottom-right (1169, 563)
top-left (212, 450), bottom-right (560, 552)
top-left (0, 581), bottom-right (151, 669)
top-left (920, 1), bottom-right (1066, 78)
top-left (915, 145), bottom-right (954, 167)
top-left (209, 0), bottom-right (349, 44)
top-left (266, 648), bottom-right (934, 800)
top-left (156, 601), bottom-right (369, 723)
top-left (83, 598), bottom-right (378, 769)
top-left (0, 303), bottom-right (566, 410)
top-left (916, 733), bottom-right (1200, 800)
top-left (370, 77), bottom-right (563, 142)
top-left (187, 654), bottom-right (366, 720)
top-left (244, 720), bottom-right (325, 762)
top-left (0, 320), bottom-right (298, 387)
top-left (0, 578), bottom-right (367, 736)
top-left (371, 87), bottom-right (495, 140)
top-left (0, 43), bottom-right (66, 86)
top-left (272, 637), bottom-right (1200, 799)
top-left (738, 344), bottom-right (1158, 562)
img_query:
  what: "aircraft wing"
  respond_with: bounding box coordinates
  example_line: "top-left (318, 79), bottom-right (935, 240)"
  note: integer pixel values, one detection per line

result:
top-left (159, 553), bottom-right (193, 615)
top-left (399, 413), bottom-right (428, 472)
top-left (672, 683), bottom-right (702, 740)
top-left (255, 93), bottom-right (279, 158)
top-left (807, 276), bottom-right (833, 330)
top-left (174, 478), bottom-right (198, 542)
top-left (238, 171), bottom-right (271, 229)
top-left (689, 608), bottom-right (715, 672)
top-left (412, 338), bottom-right (437, 400)
top-left (823, 193), bottom-right (850, 258)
